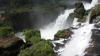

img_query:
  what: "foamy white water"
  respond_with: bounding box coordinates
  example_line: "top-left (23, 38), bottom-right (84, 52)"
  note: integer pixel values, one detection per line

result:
top-left (59, 0), bottom-right (98, 56)
top-left (60, 24), bottom-right (94, 56)
top-left (40, 9), bottom-right (74, 40)
top-left (91, 0), bottom-right (98, 7)
top-left (83, 0), bottom-right (98, 10)
top-left (73, 18), bottom-right (79, 26)
top-left (40, 0), bottom-right (98, 56)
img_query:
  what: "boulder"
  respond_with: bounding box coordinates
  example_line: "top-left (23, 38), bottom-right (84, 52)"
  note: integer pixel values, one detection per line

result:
top-left (54, 29), bottom-right (72, 40)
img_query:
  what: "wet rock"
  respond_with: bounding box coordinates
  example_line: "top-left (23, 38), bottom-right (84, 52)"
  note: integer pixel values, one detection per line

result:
top-left (74, 2), bottom-right (86, 19)
top-left (54, 29), bottom-right (72, 40)
top-left (91, 29), bottom-right (100, 42)
top-left (90, 4), bottom-right (100, 23)
top-left (54, 43), bottom-right (64, 51)
top-left (85, 28), bottom-right (100, 55)
top-left (85, 53), bottom-right (97, 56)
top-left (94, 23), bottom-right (100, 28)
top-left (69, 27), bottom-right (78, 30)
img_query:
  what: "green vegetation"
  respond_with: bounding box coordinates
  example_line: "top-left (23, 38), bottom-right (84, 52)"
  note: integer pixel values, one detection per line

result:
top-left (18, 41), bottom-right (53, 56)
top-left (23, 29), bottom-right (41, 42)
top-left (69, 2), bottom-right (86, 22)
top-left (74, 2), bottom-right (86, 19)
top-left (0, 0), bottom-right (66, 56)
top-left (17, 29), bottom-right (54, 56)
top-left (6, 0), bottom-right (64, 13)
top-left (55, 29), bottom-right (65, 37)
top-left (0, 26), bottom-right (14, 38)
top-left (54, 29), bottom-right (66, 40)
top-left (77, 16), bottom-right (87, 22)
top-left (97, 18), bottom-right (100, 22)
top-left (90, 4), bottom-right (100, 19)
top-left (3, 0), bottom-right (66, 31)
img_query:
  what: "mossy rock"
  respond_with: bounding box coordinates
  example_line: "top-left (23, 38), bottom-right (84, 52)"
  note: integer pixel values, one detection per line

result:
top-left (54, 29), bottom-right (71, 40)
top-left (90, 4), bottom-right (100, 19)
top-left (75, 2), bottom-right (84, 8)
top-left (90, 4), bottom-right (100, 23)
top-left (74, 2), bottom-right (86, 19)
top-left (74, 8), bottom-right (86, 18)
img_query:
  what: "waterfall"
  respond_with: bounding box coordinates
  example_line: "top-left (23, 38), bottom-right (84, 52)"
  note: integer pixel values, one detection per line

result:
top-left (58, 0), bottom-right (98, 56)
top-left (40, 0), bottom-right (98, 56)
top-left (53, 9), bottom-right (74, 30)
top-left (60, 24), bottom-right (94, 56)
top-left (91, 0), bottom-right (98, 7)
top-left (40, 0), bottom-right (98, 40)
top-left (40, 9), bottom-right (74, 40)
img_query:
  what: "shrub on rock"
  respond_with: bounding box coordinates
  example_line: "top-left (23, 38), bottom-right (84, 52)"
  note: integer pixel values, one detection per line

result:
top-left (0, 26), bottom-right (14, 38)
top-left (74, 2), bottom-right (86, 19)
top-left (18, 41), bottom-right (54, 56)
top-left (90, 4), bottom-right (100, 23)
top-left (23, 29), bottom-right (41, 43)
top-left (54, 29), bottom-right (71, 40)
top-left (18, 29), bottom-right (54, 56)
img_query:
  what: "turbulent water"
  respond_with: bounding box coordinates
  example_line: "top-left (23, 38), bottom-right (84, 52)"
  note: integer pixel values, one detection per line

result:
top-left (40, 0), bottom-right (98, 56)
top-left (60, 24), bottom-right (94, 56)
top-left (40, 9), bottom-right (74, 40)
top-left (59, 0), bottom-right (98, 56)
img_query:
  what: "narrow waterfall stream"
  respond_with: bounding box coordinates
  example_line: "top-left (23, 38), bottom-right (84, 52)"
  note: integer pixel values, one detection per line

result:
top-left (40, 0), bottom-right (98, 56)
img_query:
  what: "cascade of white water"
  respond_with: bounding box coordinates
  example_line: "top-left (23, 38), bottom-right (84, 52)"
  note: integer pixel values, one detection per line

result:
top-left (58, 0), bottom-right (98, 56)
top-left (40, 9), bottom-right (74, 40)
top-left (60, 24), bottom-right (94, 56)
top-left (83, 0), bottom-right (98, 10)
top-left (40, 0), bottom-right (98, 56)
top-left (91, 0), bottom-right (98, 7)
top-left (40, 0), bottom-right (98, 40)
top-left (53, 9), bottom-right (74, 30)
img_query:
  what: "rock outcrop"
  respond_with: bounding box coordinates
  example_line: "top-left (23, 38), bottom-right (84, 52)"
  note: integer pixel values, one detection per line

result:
top-left (74, 2), bottom-right (86, 19)
top-left (90, 4), bottom-right (100, 23)
top-left (85, 23), bottom-right (100, 56)
top-left (54, 29), bottom-right (72, 40)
